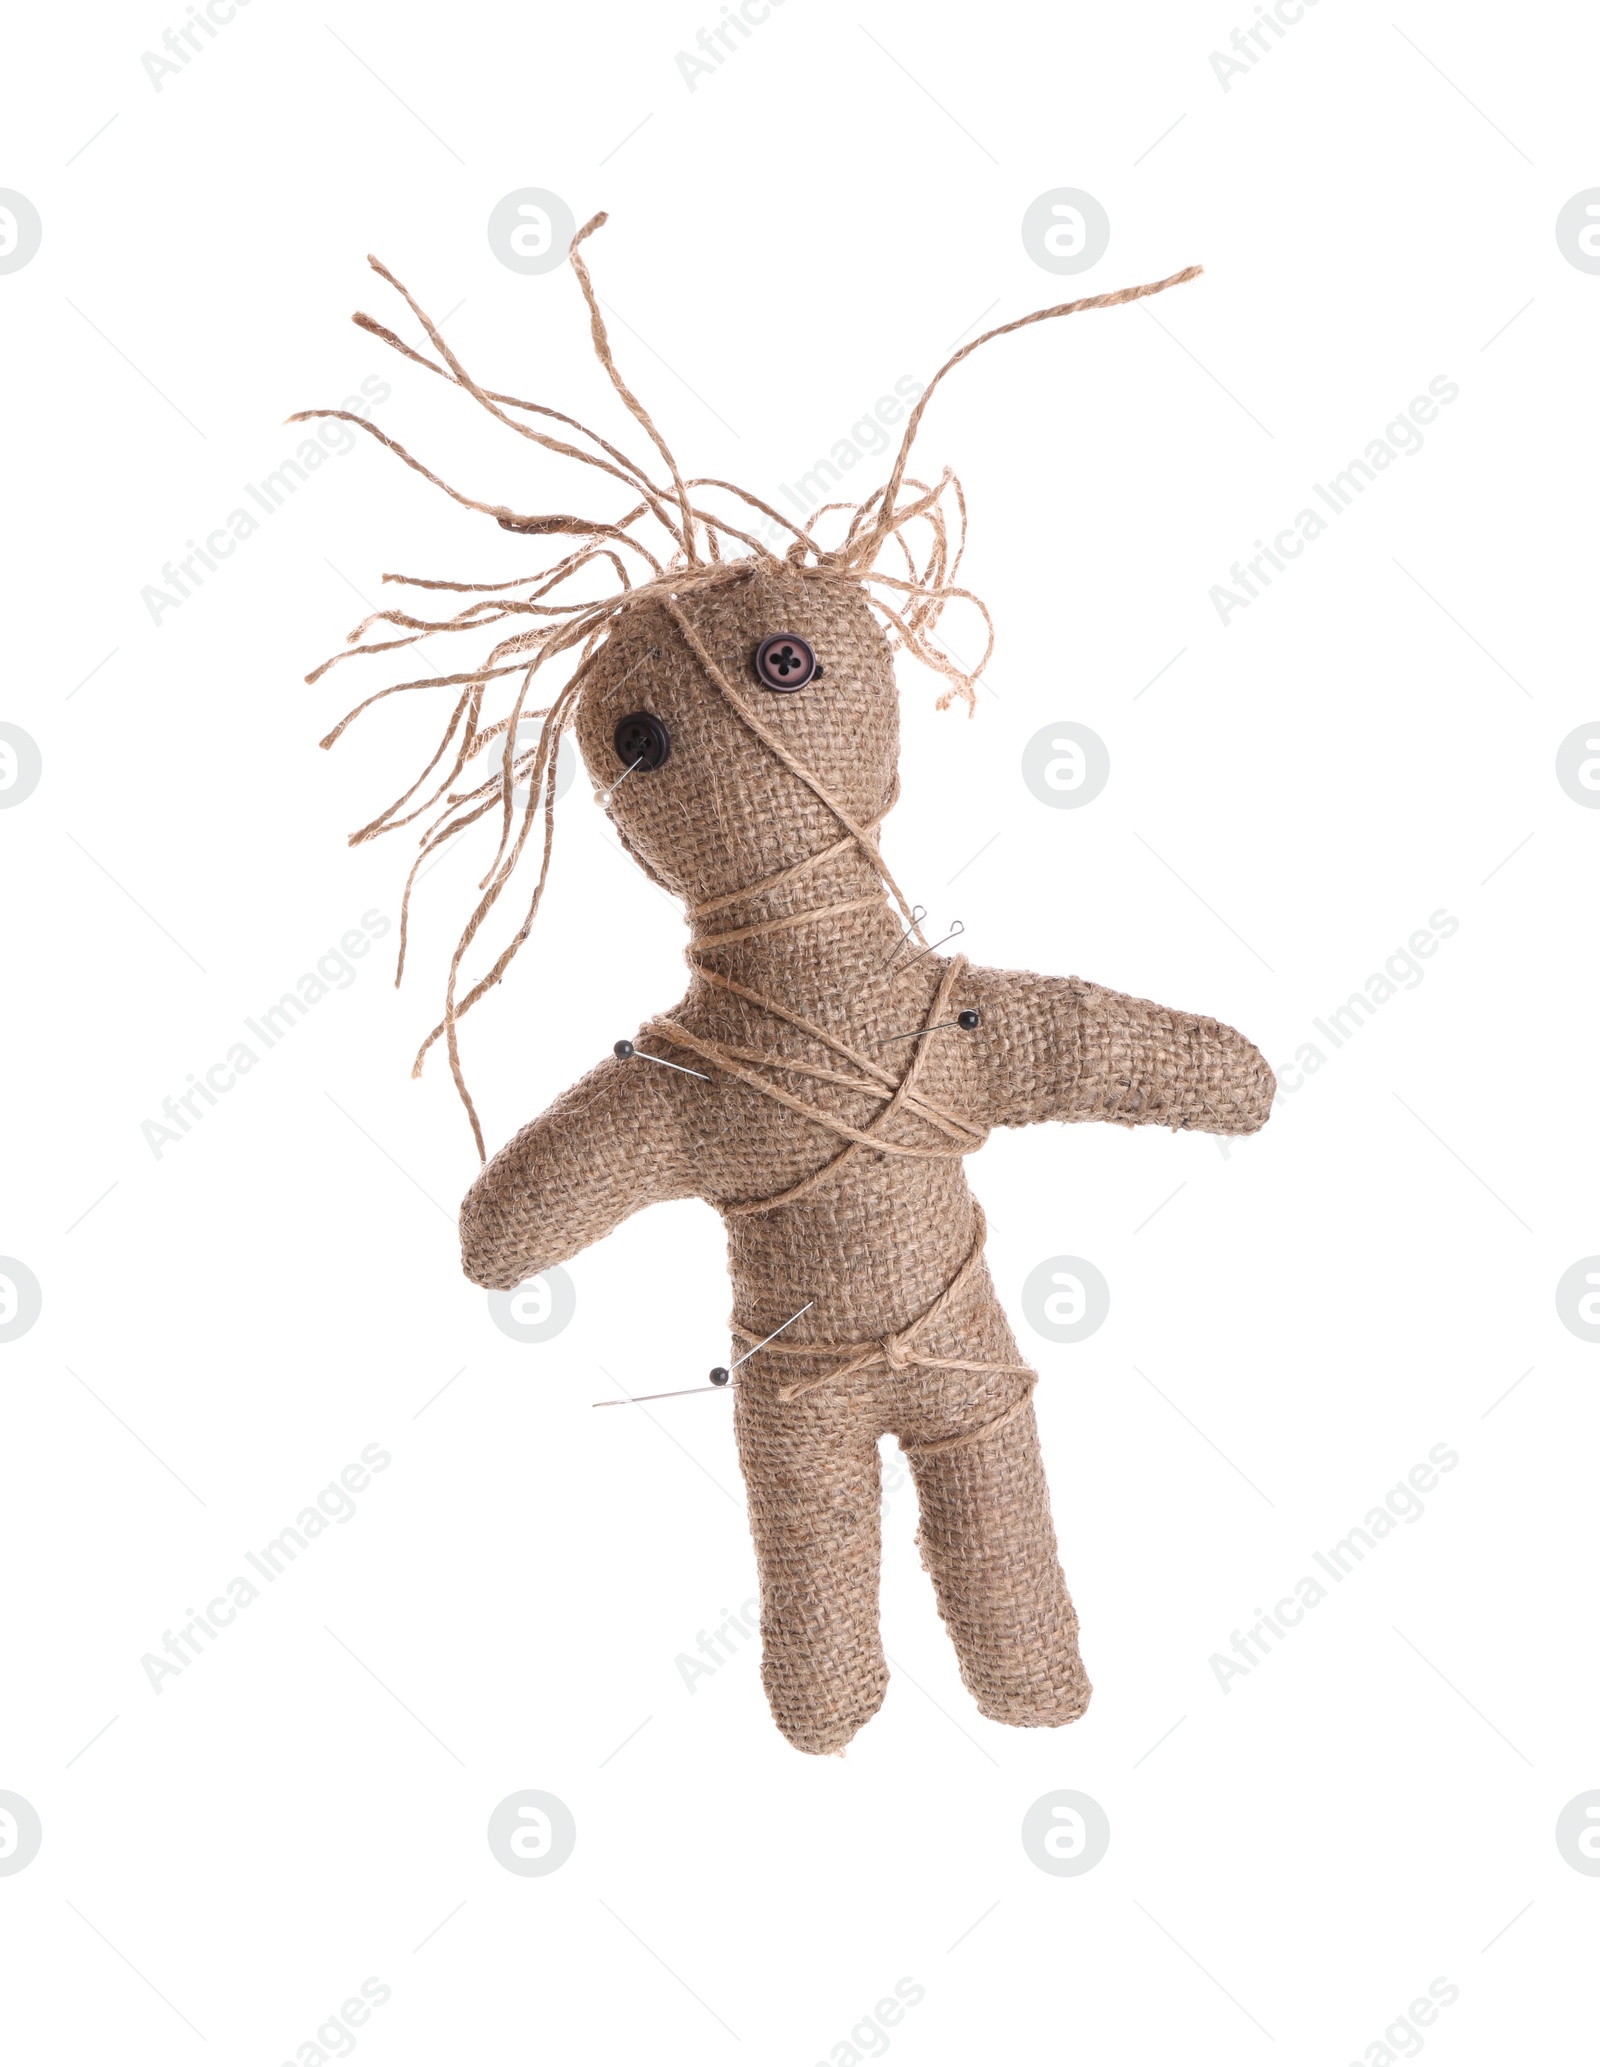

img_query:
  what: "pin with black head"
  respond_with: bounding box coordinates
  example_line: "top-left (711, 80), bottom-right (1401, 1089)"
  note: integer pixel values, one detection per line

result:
top-left (593, 1302), bottom-right (816, 1408)
top-left (710, 1301), bottom-right (814, 1390)
top-left (612, 1038), bottom-right (709, 1081)
top-left (877, 1007), bottom-right (983, 1046)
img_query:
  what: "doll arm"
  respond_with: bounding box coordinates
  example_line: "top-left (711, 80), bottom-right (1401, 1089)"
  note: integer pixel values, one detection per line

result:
top-left (459, 1055), bottom-right (697, 1289)
top-left (964, 965), bottom-right (1274, 1135)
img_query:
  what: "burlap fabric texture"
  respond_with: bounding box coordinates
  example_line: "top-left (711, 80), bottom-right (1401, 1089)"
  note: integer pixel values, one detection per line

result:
top-left (459, 563), bottom-right (1275, 1755)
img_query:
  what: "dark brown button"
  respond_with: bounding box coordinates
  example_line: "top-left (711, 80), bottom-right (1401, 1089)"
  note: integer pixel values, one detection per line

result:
top-left (753, 632), bottom-right (818, 692)
top-left (613, 711), bottom-right (670, 770)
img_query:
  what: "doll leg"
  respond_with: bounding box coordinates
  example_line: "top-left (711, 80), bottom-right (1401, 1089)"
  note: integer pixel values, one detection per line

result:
top-left (905, 1390), bottom-right (1091, 1727)
top-left (734, 1386), bottom-right (888, 1754)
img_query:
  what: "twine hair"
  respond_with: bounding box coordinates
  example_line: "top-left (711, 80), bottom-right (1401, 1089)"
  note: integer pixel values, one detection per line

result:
top-left (293, 212), bottom-right (1200, 1156)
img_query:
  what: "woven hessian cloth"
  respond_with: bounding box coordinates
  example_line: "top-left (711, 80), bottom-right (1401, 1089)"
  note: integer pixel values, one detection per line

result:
top-left (460, 564), bottom-right (1274, 1753)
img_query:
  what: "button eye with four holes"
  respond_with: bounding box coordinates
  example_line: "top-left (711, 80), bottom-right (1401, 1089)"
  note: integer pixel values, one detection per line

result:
top-left (612, 710), bottom-right (671, 772)
top-left (753, 632), bottom-right (823, 693)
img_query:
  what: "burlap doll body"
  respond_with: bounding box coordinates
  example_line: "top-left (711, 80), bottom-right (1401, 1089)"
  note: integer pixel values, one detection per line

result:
top-left (300, 218), bottom-right (1272, 1754)
top-left (457, 570), bottom-right (1272, 1754)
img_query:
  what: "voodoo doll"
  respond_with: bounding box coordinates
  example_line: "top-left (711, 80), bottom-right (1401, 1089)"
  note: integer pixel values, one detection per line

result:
top-left (299, 215), bottom-right (1274, 1754)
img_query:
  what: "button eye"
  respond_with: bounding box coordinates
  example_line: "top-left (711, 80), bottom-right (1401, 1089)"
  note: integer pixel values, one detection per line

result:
top-left (613, 711), bottom-right (670, 771)
top-left (753, 632), bottom-right (822, 692)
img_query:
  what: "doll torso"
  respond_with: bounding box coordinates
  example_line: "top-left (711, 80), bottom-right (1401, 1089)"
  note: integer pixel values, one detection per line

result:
top-left (647, 912), bottom-right (1026, 1392)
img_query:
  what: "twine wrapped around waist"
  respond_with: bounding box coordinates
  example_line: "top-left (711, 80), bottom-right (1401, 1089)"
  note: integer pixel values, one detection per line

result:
top-left (727, 1203), bottom-right (1037, 1454)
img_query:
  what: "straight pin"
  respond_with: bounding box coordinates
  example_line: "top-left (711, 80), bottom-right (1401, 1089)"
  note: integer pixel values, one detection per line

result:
top-left (593, 1300), bottom-right (815, 1408)
top-left (613, 1039), bottom-right (709, 1081)
top-left (707, 1299), bottom-right (814, 1387)
top-left (604, 643), bottom-right (662, 702)
top-left (878, 1010), bottom-right (981, 1045)
top-left (601, 756), bottom-right (643, 804)
top-left (894, 919), bottom-right (965, 975)
top-left (593, 1382), bottom-right (726, 1407)
top-left (885, 905), bottom-right (928, 967)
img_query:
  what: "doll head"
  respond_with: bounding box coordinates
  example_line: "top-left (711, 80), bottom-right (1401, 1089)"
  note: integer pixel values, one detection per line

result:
top-left (298, 213), bottom-right (1199, 1151)
top-left (573, 566), bottom-right (898, 910)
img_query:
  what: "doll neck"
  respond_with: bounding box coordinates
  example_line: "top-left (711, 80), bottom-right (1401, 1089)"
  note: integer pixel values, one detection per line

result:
top-left (685, 846), bottom-right (915, 1009)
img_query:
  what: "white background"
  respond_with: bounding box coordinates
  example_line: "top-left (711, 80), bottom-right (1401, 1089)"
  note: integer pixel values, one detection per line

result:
top-left (3, 1), bottom-right (1598, 2061)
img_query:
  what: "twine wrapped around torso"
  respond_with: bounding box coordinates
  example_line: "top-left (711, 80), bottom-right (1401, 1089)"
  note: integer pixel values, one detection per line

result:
top-left (648, 955), bottom-right (1035, 1443)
